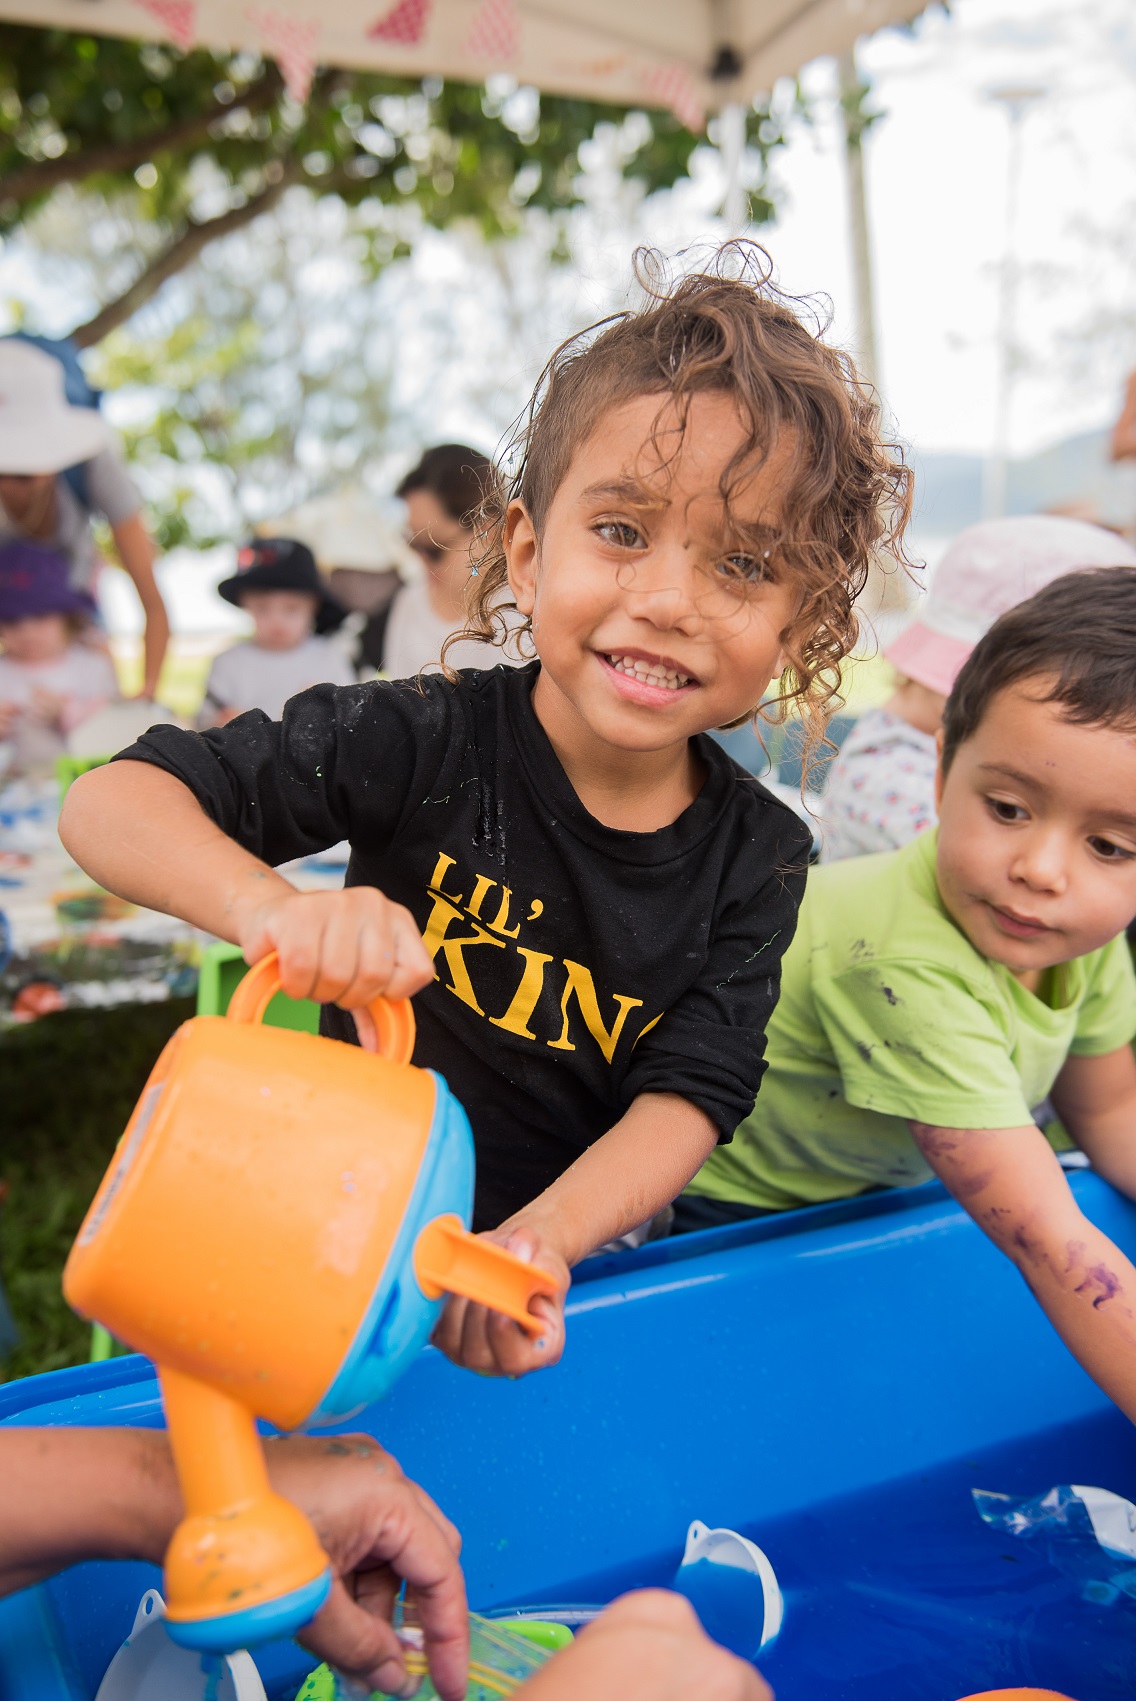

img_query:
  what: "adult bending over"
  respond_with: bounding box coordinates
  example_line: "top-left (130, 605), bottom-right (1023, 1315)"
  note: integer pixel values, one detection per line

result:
top-left (0, 340), bottom-right (169, 699)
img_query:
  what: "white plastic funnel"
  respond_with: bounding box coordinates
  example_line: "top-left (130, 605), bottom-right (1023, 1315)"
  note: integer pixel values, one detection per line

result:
top-left (94, 1591), bottom-right (267, 1701)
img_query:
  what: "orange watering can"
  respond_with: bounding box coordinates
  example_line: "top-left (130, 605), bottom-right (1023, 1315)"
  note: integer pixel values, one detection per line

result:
top-left (63, 954), bottom-right (557, 1655)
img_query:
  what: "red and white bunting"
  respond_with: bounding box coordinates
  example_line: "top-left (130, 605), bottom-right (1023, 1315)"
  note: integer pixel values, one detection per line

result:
top-left (640, 60), bottom-right (705, 133)
top-left (130, 0), bottom-right (197, 52)
top-left (368, 0), bottom-right (430, 46)
top-left (246, 5), bottom-right (320, 104)
top-left (465, 0), bottom-right (520, 64)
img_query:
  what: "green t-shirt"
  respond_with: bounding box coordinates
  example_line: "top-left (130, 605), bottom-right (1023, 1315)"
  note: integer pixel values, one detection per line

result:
top-left (690, 827), bottom-right (1136, 1211)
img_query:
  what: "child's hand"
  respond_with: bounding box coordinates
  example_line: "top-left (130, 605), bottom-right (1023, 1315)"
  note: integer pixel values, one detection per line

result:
top-left (516, 1591), bottom-right (773, 1701)
top-left (430, 1225), bottom-right (570, 1378)
top-left (0, 700), bottom-right (20, 738)
top-left (237, 886), bottom-right (434, 1008)
top-left (30, 687), bottom-right (67, 730)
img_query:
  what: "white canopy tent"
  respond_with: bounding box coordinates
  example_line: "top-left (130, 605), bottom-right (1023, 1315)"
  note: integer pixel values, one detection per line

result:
top-left (0, 0), bottom-right (927, 124)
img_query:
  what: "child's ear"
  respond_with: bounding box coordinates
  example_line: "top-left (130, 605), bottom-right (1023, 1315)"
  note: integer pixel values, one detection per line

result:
top-left (934, 726), bottom-right (946, 811)
top-left (504, 501), bottom-right (539, 617)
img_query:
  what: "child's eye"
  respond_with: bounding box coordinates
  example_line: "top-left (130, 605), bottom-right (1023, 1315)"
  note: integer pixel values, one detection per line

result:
top-left (595, 520), bottom-right (643, 550)
top-left (986, 797), bottom-right (1027, 824)
top-left (718, 550), bottom-right (773, 583)
top-left (1089, 835), bottom-right (1136, 862)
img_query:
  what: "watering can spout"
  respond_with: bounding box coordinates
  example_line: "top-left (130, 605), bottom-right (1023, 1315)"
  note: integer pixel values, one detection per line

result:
top-left (414, 1214), bottom-right (559, 1334)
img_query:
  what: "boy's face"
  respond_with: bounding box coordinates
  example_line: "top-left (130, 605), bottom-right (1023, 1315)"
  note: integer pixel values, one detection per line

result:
top-left (0, 612), bottom-right (71, 664)
top-left (240, 589), bottom-right (318, 651)
top-left (935, 678), bottom-right (1136, 977)
top-left (505, 391), bottom-right (802, 755)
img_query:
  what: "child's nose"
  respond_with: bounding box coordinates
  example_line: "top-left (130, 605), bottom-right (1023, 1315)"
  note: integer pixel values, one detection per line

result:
top-left (1011, 828), bottom-right (1068, 893)
top-left (622, 547), bottom-right (701, 631)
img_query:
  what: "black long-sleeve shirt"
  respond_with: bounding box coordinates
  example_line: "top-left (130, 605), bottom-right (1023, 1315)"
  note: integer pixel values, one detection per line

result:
top-left (118, 664), bottom-right (811, 1228)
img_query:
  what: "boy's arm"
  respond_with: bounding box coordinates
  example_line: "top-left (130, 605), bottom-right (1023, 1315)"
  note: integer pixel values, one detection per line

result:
top-left (431, 1093), bottom-right (718, 1378)
top-left (59, 760), bottom-right (432, 1004)
top-left (1049, 1044), bottom-right (1136, 1198)
top-left (908, 1117), bottom-right (1136, 1425)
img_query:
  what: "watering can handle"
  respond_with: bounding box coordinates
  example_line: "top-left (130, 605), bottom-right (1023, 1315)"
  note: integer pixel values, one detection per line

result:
top-left (415, 1214), bottom-right (561, 1336)
top-left (226, 951), bottom-right (416, 1065)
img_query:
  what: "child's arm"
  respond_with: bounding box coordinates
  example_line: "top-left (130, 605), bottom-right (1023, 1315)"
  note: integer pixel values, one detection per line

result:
top-left (1049, 1044), bottom-right (1136, 1198)
top-left (0, 1427), bottom-right (467, 1700)
top-left (431, 1093), bottom-right (718, 1378)
top-left (59, 760), bottom-right (432, 1004)
top-left (908, 1116), bottom-right (1136, 1424)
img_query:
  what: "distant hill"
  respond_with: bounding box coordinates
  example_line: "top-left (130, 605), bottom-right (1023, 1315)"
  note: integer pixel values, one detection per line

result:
top-left (910, 429), bottom-right (1136, 536)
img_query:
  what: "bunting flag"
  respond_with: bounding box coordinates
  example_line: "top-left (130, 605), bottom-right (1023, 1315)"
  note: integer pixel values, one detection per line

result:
top-left (130, 0), bottom-right (197, 52)
top-left (465, 0), bottom-right (520, 64)
top-left (368, 0), bottom-right (430, 46)
top-left (640, 60), bottom-right (706, 133)
top-left (246, 5), bottom-right (321, 104)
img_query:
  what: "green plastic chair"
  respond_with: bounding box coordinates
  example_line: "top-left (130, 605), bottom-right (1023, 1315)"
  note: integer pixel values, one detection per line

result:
top-left (55, 752), bottom-right (112, 800)
top-left (195, 940), bottom-right (320, 1033)
top-left (87, 944), bottom-right (320, 1363)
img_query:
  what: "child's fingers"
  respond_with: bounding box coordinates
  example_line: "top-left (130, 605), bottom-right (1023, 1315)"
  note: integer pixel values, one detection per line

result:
top-left (429, 1292), bottom-right (469, 1364)
top-left (383, 906), bottom-right (435, 999)
top-left (486, 1294), bottom-right (565, 1377)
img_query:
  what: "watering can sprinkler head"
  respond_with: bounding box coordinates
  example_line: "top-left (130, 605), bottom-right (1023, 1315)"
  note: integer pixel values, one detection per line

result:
top-left (64, 953), bottom-right (557, 1653)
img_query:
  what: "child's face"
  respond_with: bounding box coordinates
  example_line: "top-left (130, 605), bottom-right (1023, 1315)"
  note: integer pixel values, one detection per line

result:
top-left (240, 590), bottom-right (318, 651)
top-left (505, 391), bottom-right (802, 754)
top-left (0, 613), bottom-right (71, 664)
top-left (935, 678), bottom-right (1136, 977)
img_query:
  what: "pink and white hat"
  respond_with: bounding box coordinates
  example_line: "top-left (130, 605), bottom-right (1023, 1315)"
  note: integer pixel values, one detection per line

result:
top-left (886, 515), bottom-right (1136, 698)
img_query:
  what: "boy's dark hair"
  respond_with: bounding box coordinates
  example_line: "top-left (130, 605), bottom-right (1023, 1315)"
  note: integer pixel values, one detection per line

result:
top-left (942, 565), bottom-right (1136, 772)
top-left (397, 443), bottom-right (495, 528)
top-left (455, 242), bottom-right (914, 744)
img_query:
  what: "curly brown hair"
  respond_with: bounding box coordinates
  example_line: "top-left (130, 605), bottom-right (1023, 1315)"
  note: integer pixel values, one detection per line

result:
top-left (451, 243), bottom-right (914, 752)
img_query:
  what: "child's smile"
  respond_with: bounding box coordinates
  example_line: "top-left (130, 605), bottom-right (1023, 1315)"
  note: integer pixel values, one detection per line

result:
top-left (505, 391), bottom-right (802, 824)
top-left (935, 679), bottom-right (1136, 979)
top-left (599, 647), bottom-right (699, 703)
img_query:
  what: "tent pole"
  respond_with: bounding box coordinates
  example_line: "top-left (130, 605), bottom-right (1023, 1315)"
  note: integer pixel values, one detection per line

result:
top-left (837, 49), bottom-right (880, 392)
top-left (719, 100), bottom-right (748, 233)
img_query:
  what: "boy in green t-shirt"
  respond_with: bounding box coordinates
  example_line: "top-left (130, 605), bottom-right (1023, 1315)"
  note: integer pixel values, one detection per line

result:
top-left (682, 567), bottom-right (1136, 1425)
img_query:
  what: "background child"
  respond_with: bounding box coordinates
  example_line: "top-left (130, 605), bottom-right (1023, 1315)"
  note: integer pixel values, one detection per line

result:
top-left (61, 247), bottom-right (911, 1380)
top-left (200, 536), bottom-right (355, 726)
top-left (681, 568), bottom-right (1136, 1428)
top-left (0, 540), bottom-right (117, 773)
top-left (821, 515), bottom-right (1136, 860)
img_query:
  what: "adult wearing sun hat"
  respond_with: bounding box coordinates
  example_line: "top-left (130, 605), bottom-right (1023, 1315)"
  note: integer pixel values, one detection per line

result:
top-left (821, 514), bottom-right (1136, 862)
top-left (0, 339), bottom-right (169, 699)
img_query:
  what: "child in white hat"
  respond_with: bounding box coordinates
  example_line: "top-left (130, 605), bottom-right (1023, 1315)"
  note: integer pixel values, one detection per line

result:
top-left (821, 515), bottom-right (1136, 860)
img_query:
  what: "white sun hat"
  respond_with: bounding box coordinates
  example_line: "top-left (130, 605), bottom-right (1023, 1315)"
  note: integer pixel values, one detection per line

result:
top-left (0, 341), bottom-right (109, 474)
top-left (886, 515), bottom-right (1136, 698)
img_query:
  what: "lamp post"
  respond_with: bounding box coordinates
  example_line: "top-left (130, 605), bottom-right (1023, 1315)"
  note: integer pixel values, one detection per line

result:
top-left (983, 84), bottom-right (1045, 519)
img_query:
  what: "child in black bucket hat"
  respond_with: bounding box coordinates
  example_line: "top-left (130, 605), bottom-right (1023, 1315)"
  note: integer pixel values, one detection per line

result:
top-left (201, 537), bottom-right (355, 726)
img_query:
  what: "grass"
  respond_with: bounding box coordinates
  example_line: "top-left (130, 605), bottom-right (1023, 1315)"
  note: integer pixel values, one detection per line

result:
top-left (0, 998), bottom-right (193, 1382)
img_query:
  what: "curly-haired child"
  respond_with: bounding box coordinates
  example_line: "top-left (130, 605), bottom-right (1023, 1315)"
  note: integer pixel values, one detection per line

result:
top-left (60, 245), bottom-right (912, 1379)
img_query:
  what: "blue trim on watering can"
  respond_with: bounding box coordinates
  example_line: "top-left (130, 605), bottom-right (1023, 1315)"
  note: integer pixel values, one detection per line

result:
top-left (308, 1071), bottom-right (476, 1424)
top-left (163, 1569), bottom-right (332, 1653)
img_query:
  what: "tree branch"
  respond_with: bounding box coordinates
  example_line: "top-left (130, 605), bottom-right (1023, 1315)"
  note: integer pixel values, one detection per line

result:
top-left (70, 163), bottom-right (301, 347)
top-left (0, 67), bottom-right (283, 206)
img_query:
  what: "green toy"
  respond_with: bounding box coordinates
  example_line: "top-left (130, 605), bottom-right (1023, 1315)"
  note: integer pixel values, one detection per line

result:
top-left (294, 1612), bottom-right (570, 1699)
